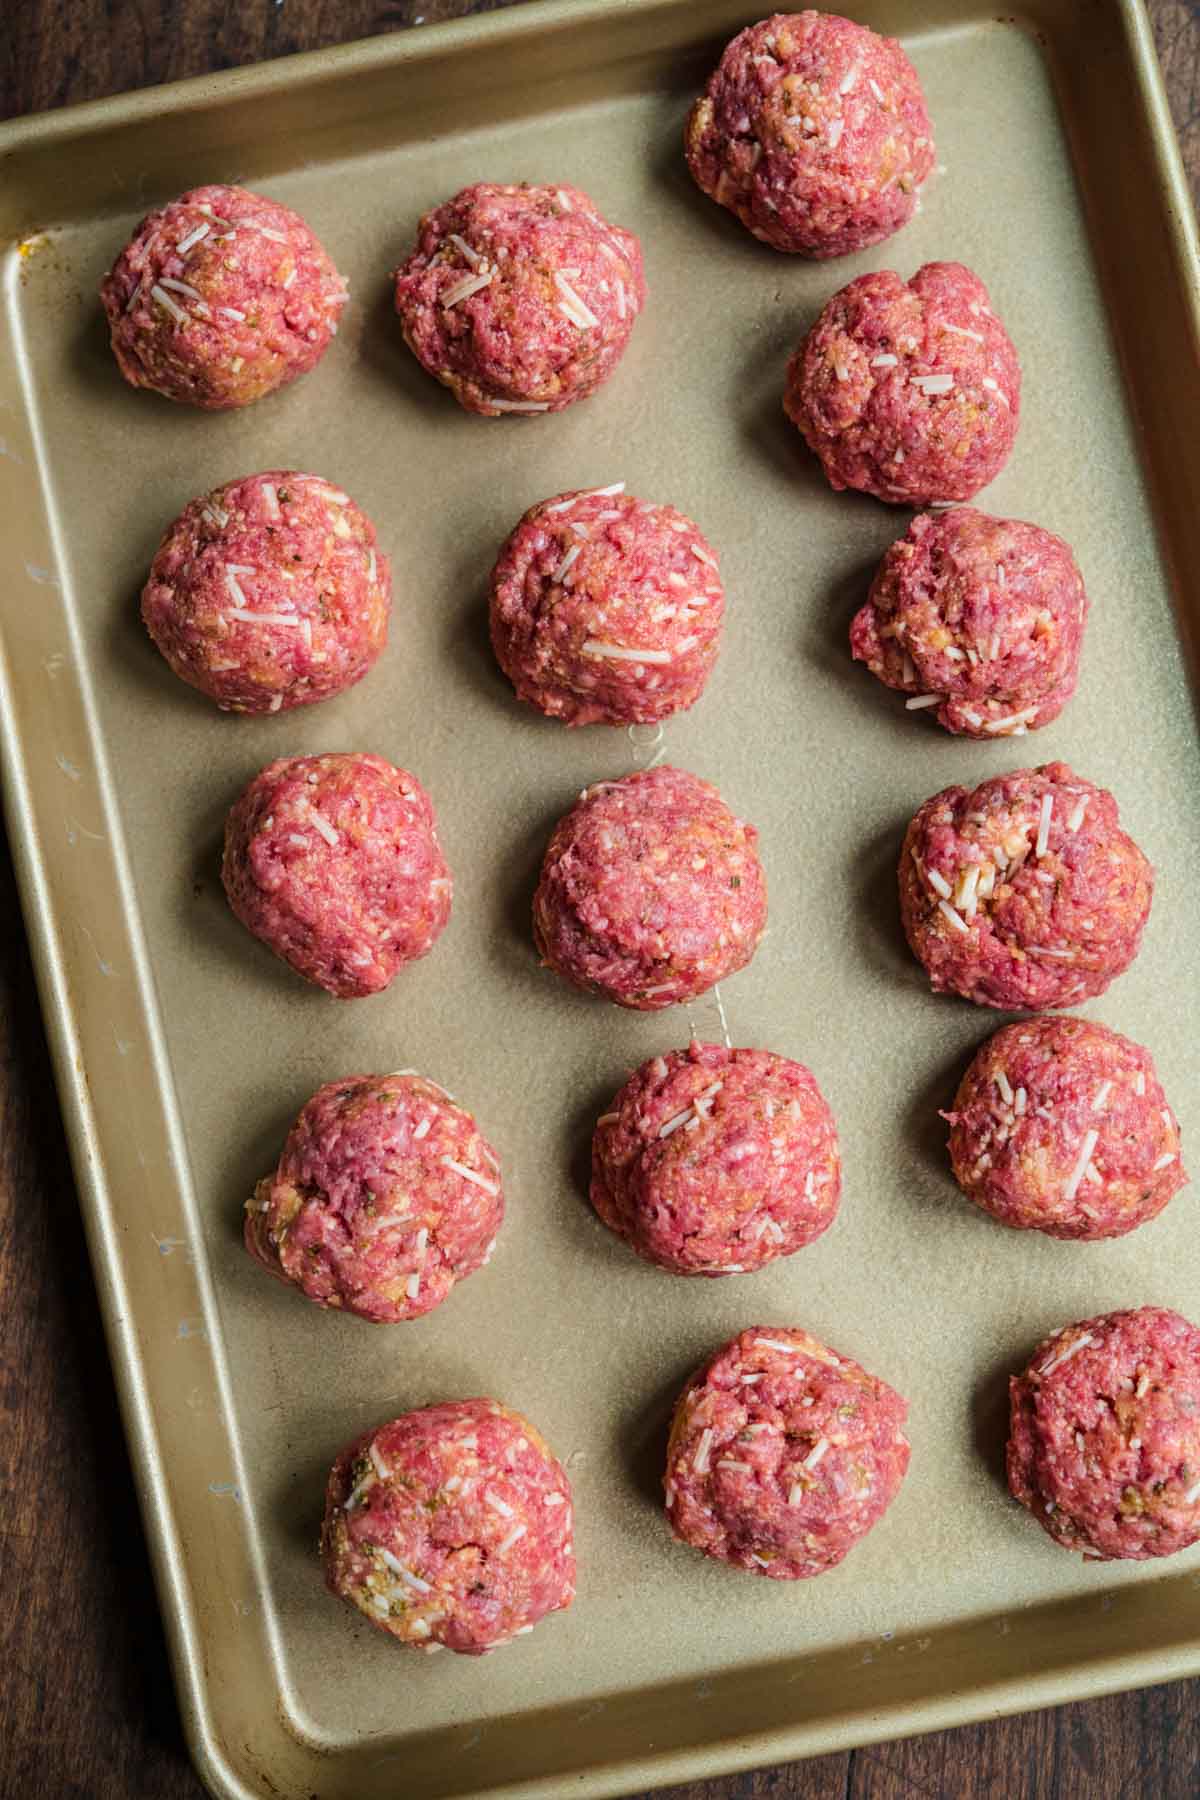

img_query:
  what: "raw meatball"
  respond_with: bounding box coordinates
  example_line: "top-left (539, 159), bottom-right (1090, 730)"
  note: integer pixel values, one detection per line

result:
top-left (945, 1018), bottom-right (1186, 1240)
top-left (591, 1041), bottom-right (840, 1274)
top-left (141, 472), bottom-right (389, 714)
top-left (100, 183), bottom-right (347, 409)
top-left (1008, 1308), bottom-right (1200, 1561)
top-left (784, 262), bottom-right (1021, 503)
top-left (899, 762), bottom-right (1153, 1010)
top-left (393, 181), bottom-right (645, 416)
top-left (245, 1072), bottom-right (503, 1321)
top-left (685, 11), bottom-right (935, 258)
top-left (665, 1326), bottom-right (909, 1578)
top-left (851, 508), bottom-right (1088, 736)
top-left (489, 484), bottom-right (724, 725)
top-left (322, 1399), bottom-right (575, 1652)
top-left (533, 766), bottom-right (767, 1009)
top-left (222, 752), bottom-right (452, 998)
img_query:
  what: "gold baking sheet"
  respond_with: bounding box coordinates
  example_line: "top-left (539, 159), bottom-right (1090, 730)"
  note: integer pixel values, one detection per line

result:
top-left (1, 1), bottom-right (1199, 1794)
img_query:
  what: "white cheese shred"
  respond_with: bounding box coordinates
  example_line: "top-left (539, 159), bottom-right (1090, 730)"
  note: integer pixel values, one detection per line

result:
top-left (1063, 1131), bottom-right (1101, 1201)
top-left (379, 1549), bottom-right (431, 1592)
top-left (176, 222), bottom-right (211, 254)
top-left (441, 1157), bottom-right (500, 1195)
top-left (150, 283), bottom-right (188, 324)
top-left (582, 641), bottom-right (671, 664)
top-left (442, 270), bottom-right (494, 310)
top-left (1039, 1331), bottom-right (1095, 1377)
top-left (554, 272), bottom-right (599, 328)
top-left (911, 372), bottom-right (954, 395)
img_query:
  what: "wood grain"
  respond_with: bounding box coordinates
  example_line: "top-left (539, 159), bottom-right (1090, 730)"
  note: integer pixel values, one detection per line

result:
top-left (1, 4), bottom-right (1198, 1797)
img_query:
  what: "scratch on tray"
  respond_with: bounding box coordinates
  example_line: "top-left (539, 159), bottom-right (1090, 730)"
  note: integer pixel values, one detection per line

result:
top-left (112, 1026), bottom-right (132, 1055)
top-left (0, 438), bottom-right (25, 464)
top-left (153, 1233), bottom-right (191, 1259)
top-left (56, 753), bottom-right (82, 781)
top-left (626, 719), bottom-right (665, 769)
top-left (44, 653), bottom-right (66, 679)
top-left (711, 982), bottom-right (732, 1049)
top-left (576, 1700), bottom-right (606, 1723)
top-left (178, 1316), bottom-right (207, 1339)
top-left (208, 1481), bottom-right (242, 1501)
top-left (25, 561), bottom-right (60, 587)
top-left (66, 816), bottom-right (105, 846)
top-left (76, 921), bottom-right (116, 977)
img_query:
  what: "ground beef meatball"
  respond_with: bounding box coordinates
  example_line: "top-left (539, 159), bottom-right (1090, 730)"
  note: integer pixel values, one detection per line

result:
top-left (784, 262), bottom-right (1020, 503)
top-left (100, 183), bottom-right (347, 408)
top-left (393, 182), bottom-right (645, 416)
top-left (945, 1018), bottom-right (1186, 1240)
top-left (222, 752), bottom-right (452, 998)
top-left (685, 11), bottom-right (935, 258)
top-left (851, 508), bottom-right (1088, 736)
top-left (322, 1399), bottom-right (574, 1652)
top-left (245, 1072), bottom-right (502, 1321)
top-left (591, 1041), bottom-right (840, 1274)
top-left (899, 763), bottom-right (1153, 1010)
top-left (489, 484), bottom-right (724, 725)
top-left (533, 766), bottom-right (767, 1009)
top-left (665, 1326), bottom-right (909, 1578)
top-left (1008, 1308), bottom-right (1200, 1561)
top-left (141, 472), bottom-right (389, 714)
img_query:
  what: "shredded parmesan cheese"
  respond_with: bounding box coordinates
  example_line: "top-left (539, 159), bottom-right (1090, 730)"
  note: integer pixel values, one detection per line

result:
top-left (553, 543), bottom-right (582, 584)
top-left (554, 272), bottom-right (599, 328)
top-left (442, 270), bottom-right (494, 309)
top-left (441, 1157), bottom-right (499, 1195)
top-left (1039, 1332), bottom-right (1095, 1377)
top-left (150, 283), bottom-right (188, 324)
top-left (176, 222), bottom-right (211, 254)
top-left (938, 898), bottom-right (970, 935)
top-left (379, 1550), bottom-right (431, 1592)
top-left (1063, 1131), bottom-right (1100, 1201)
top-left (984, 706), bottom-right (1039, 733)
top-left (583, 641), bottom-right (672, 664)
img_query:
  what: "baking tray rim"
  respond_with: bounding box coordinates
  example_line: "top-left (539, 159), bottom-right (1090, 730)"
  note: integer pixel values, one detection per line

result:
top-left (2, 0), bottom-right (1200, 1794)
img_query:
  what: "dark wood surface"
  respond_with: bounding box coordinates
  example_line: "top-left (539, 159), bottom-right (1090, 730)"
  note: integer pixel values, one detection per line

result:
top-left (1, 2), bottom-right (1198, 1796)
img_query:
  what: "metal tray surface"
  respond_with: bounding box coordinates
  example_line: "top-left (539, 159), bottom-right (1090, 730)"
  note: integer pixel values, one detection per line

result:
top-left (2, 1), bottom-right (1200, 1795)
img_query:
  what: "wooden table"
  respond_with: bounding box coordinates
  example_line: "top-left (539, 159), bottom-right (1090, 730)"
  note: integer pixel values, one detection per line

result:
top-left (2, 3), bottom-right (1198, 1795)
